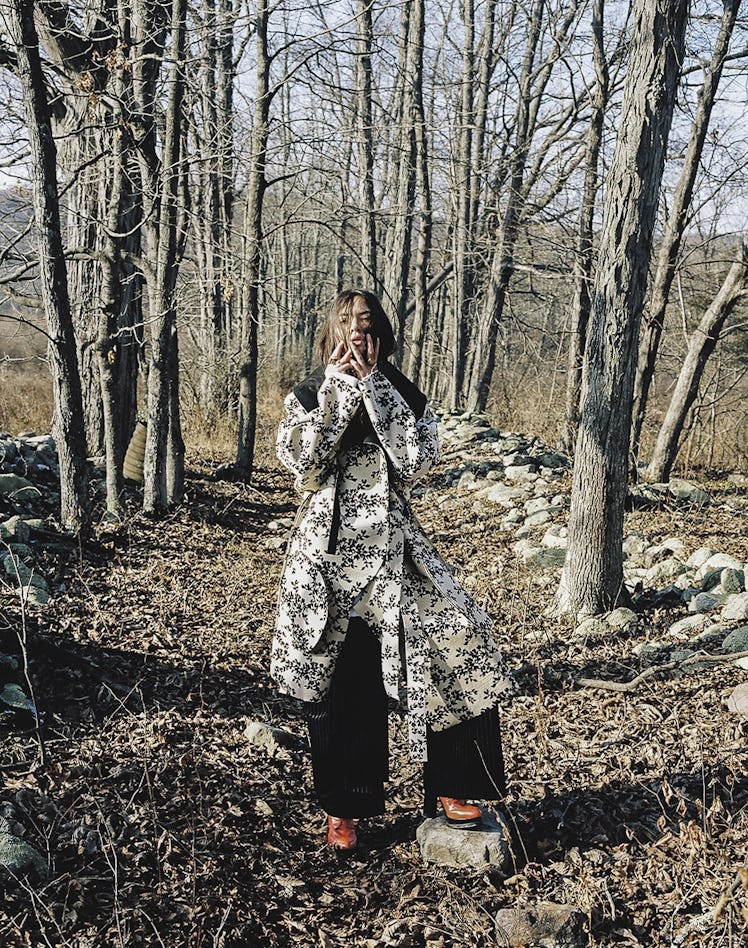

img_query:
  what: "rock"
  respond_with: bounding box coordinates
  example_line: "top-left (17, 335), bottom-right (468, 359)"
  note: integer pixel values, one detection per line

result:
top-left (504, 465), bottom-right (537, 481)
top-left (720, 568), bottom-right (745, 595)
top-left (623, 534), bottom-right (649, 560)
top-left (686, 547), bottom-right (715, 569)
top-left (0, 832), bottom-right (47, 881)
top-left (513, 540), bottom-right (566, 569)
top-left (0, 474), bottom-right (38, 501)
top-left (494, 901), bottom-right (587, 948)
top-left (668, 479), bottom-right (711, 505)
top-left (536, 451), bottom-right (568, 469)
top-left (478, 483), bottom-right (528, 508)
top-left (688, 592), bottom-right (722, 614)
top-left (244, 721), bottom-right (301, 752)
top-left (0, 516), bottom-right (30, 543)
top-left (416, 811), bottom-right (510, 870)
top-left (524, 510), bottom-right (552, 528)
top-left (541, 527), bottom-right (568, 549)
top-left (515, 525), bottom-right (534, 539)
top-left (668, 614), bottom-right (709, 638)
top-left (607, 607), bottom-right (638, 631)
top-left (721, 593), bottom-right (748, 623)
top-left (721, 626), bottom-right (748, 654)
top-left (644, 558), bottom-right (687, 587)
top-left (727, 683), bottom-right (748, 718)
top-left (22, 585), bottom-right (50, 606)
top-left (570, 616), bottom-right (607, 644)
top-left (2, 556), bottom-right (47, 591)
top-left (696, 553), bottom-right (744, 583)
top-left (0, 684), bottom-right (36, 714)
top-left (457, 470), bottom-right (478, 490)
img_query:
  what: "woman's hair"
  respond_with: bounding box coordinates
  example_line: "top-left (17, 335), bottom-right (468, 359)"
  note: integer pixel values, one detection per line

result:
top-left (317, 289), bottom-right (396, 364)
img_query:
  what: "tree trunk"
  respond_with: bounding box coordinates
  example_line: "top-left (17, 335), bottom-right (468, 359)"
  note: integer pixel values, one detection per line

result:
top-left (557, 0), bottom-right (689, 618)
top-left (560, 0), bottom-right (609, 457)
top-left (235, 0), bottom-right (271, 479)
top-left (142, 0), bottom-right (187, 515)
top-left (631, 0), bottom-right (742, 462)
top-left (646, 231), bottom-right (748, 481)
top-left (356, 0), bottom-right (378, 289)
top-left (8, 0), bottom-right (90, 534)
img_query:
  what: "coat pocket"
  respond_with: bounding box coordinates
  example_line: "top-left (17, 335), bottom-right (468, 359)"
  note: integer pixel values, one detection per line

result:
top-left (275, 550), bottom-right (330, 652)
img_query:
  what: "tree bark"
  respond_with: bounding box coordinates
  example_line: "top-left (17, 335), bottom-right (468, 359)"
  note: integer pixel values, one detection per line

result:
top-left (356, 0), bottom-right (378, 289)
top-left (8, 0), bottom-right (90, 533)
top-left (141, 0), bottom-right (187, 515)
top-left (559, 0), bottom-right (608, 457)
top-left (557, 0), bottom-right (689, 618)
top-left (235, 0), bottom-right (271, 480)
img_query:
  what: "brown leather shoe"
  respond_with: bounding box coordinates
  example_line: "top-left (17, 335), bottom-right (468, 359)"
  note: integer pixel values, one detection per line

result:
top-left (439, 797), bottom-right (482, 828)
top-left (327, 816), bottom-right (357, 851)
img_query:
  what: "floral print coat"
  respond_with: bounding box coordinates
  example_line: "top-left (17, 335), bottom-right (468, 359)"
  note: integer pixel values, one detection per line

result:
top-left (271, 360), bottom-right (512, 759)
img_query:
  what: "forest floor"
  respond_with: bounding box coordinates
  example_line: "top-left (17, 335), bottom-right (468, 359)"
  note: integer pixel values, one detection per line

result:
top-left (1, 445), bottom-right (748, 947)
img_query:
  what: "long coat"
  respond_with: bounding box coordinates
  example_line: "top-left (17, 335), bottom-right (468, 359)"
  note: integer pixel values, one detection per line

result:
top-left (270, 360), bottom-right (512, 760)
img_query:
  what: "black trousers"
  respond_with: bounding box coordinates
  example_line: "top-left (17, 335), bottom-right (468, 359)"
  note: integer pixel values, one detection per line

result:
top-left (304, 617), bottom-right (506, 818)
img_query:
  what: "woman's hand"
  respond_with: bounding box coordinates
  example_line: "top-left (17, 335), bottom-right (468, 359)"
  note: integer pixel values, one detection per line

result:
top-left (338, 334), bottom-right (380, 380)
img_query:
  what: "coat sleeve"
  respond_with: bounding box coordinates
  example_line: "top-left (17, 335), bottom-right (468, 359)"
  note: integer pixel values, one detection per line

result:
top-left (360, 368), bottom-right (439, 483)
top-left (276, 370), bottom-right (363, 492)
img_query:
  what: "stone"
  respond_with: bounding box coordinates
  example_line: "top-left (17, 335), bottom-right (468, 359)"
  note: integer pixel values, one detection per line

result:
top-left (668, 479), bottom-right (710, 505)
top-left (417, 810), bottom-right (510, 870)
top-left (515, 525), bottom-right (534, 539)
top-left (22, 585), bottom-right (50, 606)
top-left (536, 451), bottom-right (568, 469)
top-left (644, 558), bottom-right (687, 587)
top-left (686, 547), bottom-right (715, 569)
top-left (688, 592), bottom-right (722, 614)
top-left (696, 553), bottom-right (744, 583)
top-left (541, 527), bottom-right (568, 549)
top-left (0, 516), bottom-right (30, 543)
top-left (244, 721), bottom-right (301, 752)
top-left (503, 452), bottom-right (534, 466)
top-left (622, 534), bottom-right (649, 561)
top-left (478, 483), bottom-right (527, 508)
top-left (2, 556), bottom-right (47, 590)
top-left (513, 540), bottom-right (566, 569)
top-left (0, 832), bottom-right (47, 881)
top-left (721, 593), bottom-right (748, 623)
top-left (570, 616), bottom-right (607, 644)
top-left (494, 901), bottom-right (587, 948)
top-left (457, 470), bottom-right (478, 490)
top-left (607, 607), bottom-right (638, 631)
top-left (524, 510), bottom-right (552, 527)
top-left (0, 474), bottom-right (38, 501)
top-left (668, 614), bottom-right (710, 638)
top-left (721, 626), bottom-right (748, 654)
top-left (504, 465), bottom-right (537, 481)
top-left (720, 569), bottom-right (745, 595)
top-left (726, 683), bottom-right (748, 718)
top-left (0, 684), bottom-right (35, 714)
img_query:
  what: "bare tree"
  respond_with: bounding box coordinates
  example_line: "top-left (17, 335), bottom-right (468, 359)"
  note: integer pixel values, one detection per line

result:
top-left (631, 0), bottom-right (743, 463)
top-left (557, 0), bottom-right (689, 618)
top-left (5, 0), bottom-right (89, 532)
top-left (646, 230), bottom-right (748, 480)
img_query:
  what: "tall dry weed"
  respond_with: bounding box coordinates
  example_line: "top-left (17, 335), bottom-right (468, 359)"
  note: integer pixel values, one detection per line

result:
top-left (0, 363), bottom-right (53, 435)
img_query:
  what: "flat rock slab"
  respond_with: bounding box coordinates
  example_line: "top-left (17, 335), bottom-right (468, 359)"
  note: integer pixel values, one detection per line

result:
top-left (494, 900), bottom-right (586, 948)
top-left (416, 810), bottom-right (510, 870)
top-left (244, 720), bottom-right (302, 753)
top-left (727, 683), bottom-right (748, 718)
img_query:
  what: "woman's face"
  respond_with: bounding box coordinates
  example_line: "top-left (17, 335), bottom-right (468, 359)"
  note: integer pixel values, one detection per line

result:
top-left (337, 296), bottom-right (374, 352)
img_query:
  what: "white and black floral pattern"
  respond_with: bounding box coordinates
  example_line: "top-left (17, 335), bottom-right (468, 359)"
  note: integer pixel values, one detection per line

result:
top-left (271, 364), bottom-right (513, 760)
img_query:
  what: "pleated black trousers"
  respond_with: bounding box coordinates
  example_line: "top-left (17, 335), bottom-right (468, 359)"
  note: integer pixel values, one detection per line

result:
top-left (304, 616), bottom-right (506, 818)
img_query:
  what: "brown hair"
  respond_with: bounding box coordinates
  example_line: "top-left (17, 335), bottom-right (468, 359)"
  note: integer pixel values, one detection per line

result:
top-left (317, 289), bottom-right (396, 365)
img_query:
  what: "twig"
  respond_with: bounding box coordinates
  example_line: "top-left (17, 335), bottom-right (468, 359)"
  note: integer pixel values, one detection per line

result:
top-left (1, 542), bottom-right (46, 765)
top-left (577, 650), bottom-right (748, 693)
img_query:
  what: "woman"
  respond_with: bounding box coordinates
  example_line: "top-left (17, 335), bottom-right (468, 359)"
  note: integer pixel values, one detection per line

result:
top-left (271, 289), bottom-right (513, 851)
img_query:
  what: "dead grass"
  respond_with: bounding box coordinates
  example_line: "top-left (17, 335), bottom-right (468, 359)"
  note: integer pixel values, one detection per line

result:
top-left (0, 362), bottom-right (53, 435)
